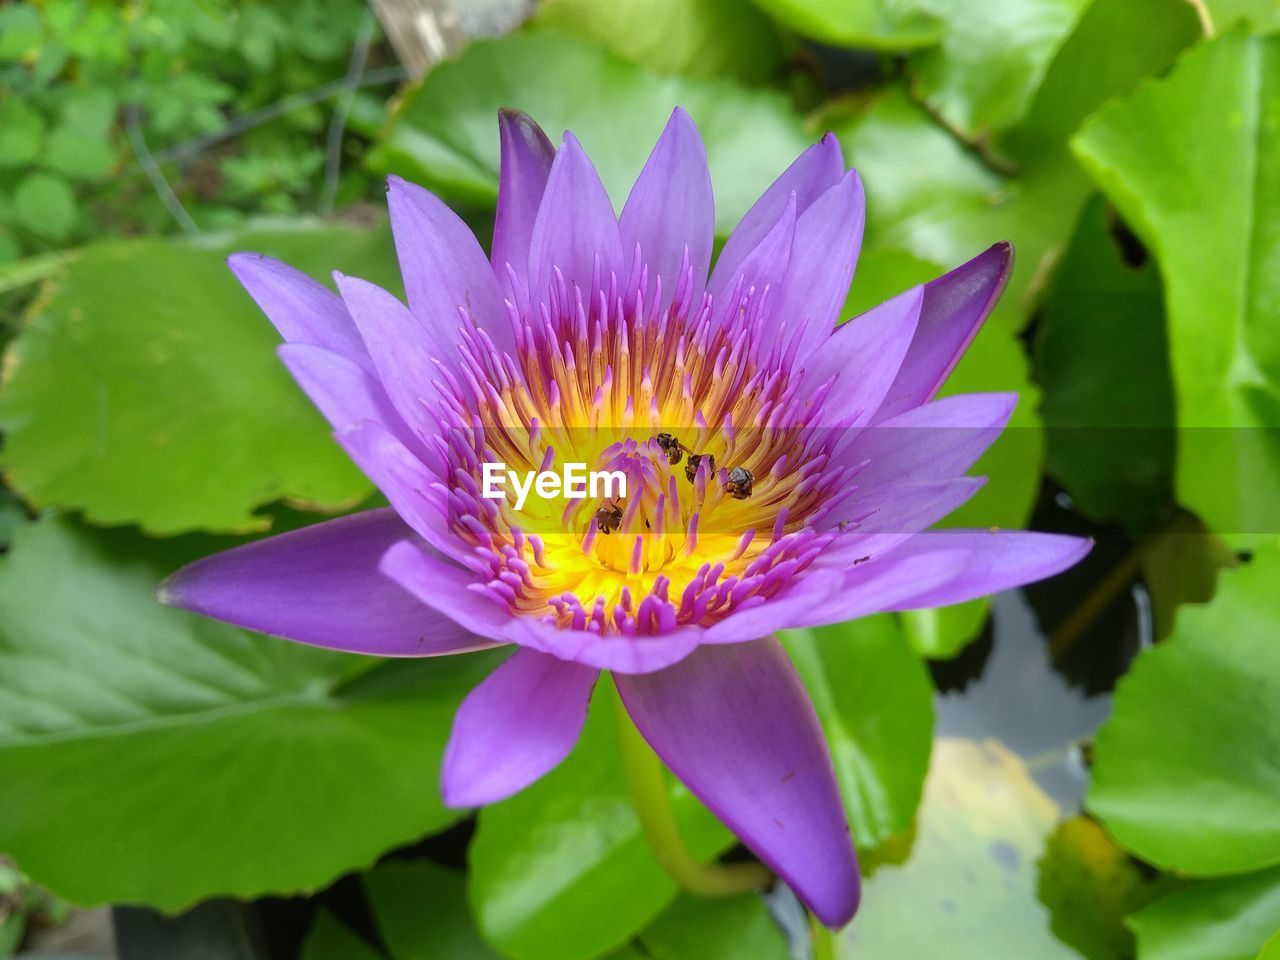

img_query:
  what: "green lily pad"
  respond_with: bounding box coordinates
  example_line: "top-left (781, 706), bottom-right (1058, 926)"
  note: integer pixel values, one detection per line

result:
top-left (0, 515), bottom-right (494, 911)
top-left (834, 0), bottom-right (1199, 319)
top-left (907, 0), bottom-right (1089, 139)
top-left (535, 0), bottom-right (783, 83)
top-left (782, 616), bottom-right (934, 851)
top-left (1088, 543), bottom-right (1280, 876)
top-left (370, 28), bottom-right (811, 235)
top-left (1129, 867), bottom-right (1280, 960)
top-left (1071, 33), bottom-right (1280, 542)
top-left (467, 682), bottom-right (732, 960)
top-left (1034, 197), bottom-right (1174, 531)
top-left (0, 222), bottom-right (401, 534)
top-left (744, 0), bottom-right (943, 50)
top-left (1037, 817), bottom-right (1173, 960)
top-left (365, 860), bottom-right (499, 960)
top-left (840, 738), bottom-right (1080, 958)
top-left (301, 909), bottom-right (385, 960)
top-left (635, 892), bottom-right (788, 959)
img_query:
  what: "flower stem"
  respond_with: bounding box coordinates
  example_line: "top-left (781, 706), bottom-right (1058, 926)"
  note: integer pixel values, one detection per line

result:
top-left (810, 911), bottom-right (837, 960)
top-left (612, 688), bottom-right (772, 896)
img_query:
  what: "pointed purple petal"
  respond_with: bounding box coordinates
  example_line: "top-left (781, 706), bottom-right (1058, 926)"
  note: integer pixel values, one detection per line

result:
top-left (875, 242), bottom-right (1013, 421)
top-left (336, 421), bottom-right (464, 563)
top-left (386, 175), bottom-right (511, 352)
top-left (334, 273), bottom-right (449, 443)
top-left (528, 132), bottom-right (624, 304)
top-left (709, 134), bottom-right (843, 298)
top-left (277, 343), bottom-right (434, 466)
top-left (616, 639), bottom-right (860, 927)
top-left (806, 285), bottom-right (923, 429)
top-left (711, 192), bottom-right (797, 330)
top-left (826, 476), bottom-right (987, 535)
top-left (619, 107), bottom-right (714, 304)
top-left (158, 509), bottom-right (491, 657)
top-left (379, 540), bottom-right (515, 638)
top-left (228, 254), bottom-right (370, 369)
top-left (838, 392), bottom-right (1016, 486)
top-left (769, 170), bottom-right (865, 363)
top-left (493, 109), bottom-right (556, 300)
top-left (443, 648), bottom-right (598, 807)
top-left (881, 530), bottom-right (1092, 610)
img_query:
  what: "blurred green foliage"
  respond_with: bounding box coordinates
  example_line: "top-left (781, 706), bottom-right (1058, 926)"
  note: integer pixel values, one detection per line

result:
top-left (0, 0), bottom-right (1278, 958)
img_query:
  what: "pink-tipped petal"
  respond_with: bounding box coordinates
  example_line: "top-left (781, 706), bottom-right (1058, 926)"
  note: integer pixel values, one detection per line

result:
top-left (875, 242), bottom-right (1013, 421)
top-left (527, 132), bottom-right (624, 305)
top-left (616, 638), bottom-right (860, 927)
top-left (158, 509), bottom-right (491, 657)
top-left (228, 253), bottom-right (370, 369)
top-left (620, 107), bottom-right (714, 304)
top-left (386, 175), bottom-right (511, 352)
top-left (443, 648), bottom-right (598, 807)
top-left (710, 133), bottom-right (844, 298)
top-left (493, 109), bottom-right (556, 299)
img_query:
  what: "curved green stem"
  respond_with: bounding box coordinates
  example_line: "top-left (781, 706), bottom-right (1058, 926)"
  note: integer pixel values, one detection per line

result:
top-left (810, 911), bottom-right (837, 960)
top-left (612, 690), bottom-right (772, 896)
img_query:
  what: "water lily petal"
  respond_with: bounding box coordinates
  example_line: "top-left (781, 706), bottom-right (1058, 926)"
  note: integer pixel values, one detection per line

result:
top-left (710, 134), bottom-right (844, 299)
top-left (278, 343), bottom-right (435, 467)
top-left (386, 174), bottom-right (511, 352)
top-left (158, 509), bottom-right (490, 657)
top-left (334, 273), bottom-right (451, 445)
top-left (875, 242), bottom-right (1013, 421)
top-left (839, 392), bottom-right (1017, 486)
top-left (493, 109), bottom-right (556, 300)
top-left (881, 530), bottom-right (1093, 610)
top-left (620, 107), bottom-right (714, 306)
top-left (228, 253), bottom-right (370, 369)
top-left (711, 191), bottom-right (796, 331)
top-left (616, 638), bottom-right (860, 927)
top-left (443, 648), bottom-right (598, 807)
top-left (769, 170), bottom-right (865, 364)
top-left (805, 285), bottom-right (923, 429)
top-left (528, 132), bottom-right (625, 305)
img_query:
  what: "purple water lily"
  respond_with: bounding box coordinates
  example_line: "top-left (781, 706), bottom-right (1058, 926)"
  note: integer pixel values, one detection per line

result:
top-left (160, 108), bottom-right (1089, 927)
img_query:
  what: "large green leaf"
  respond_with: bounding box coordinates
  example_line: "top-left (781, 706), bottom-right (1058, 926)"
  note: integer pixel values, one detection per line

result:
top-left (0, 223), bottom-right (400, 534)
top-left (467, 684), bottom-right (732, 960)
top-left (0, 516), bottom-right (494, 911)
top-left (1034, 197), bottom-right (1174, 530)
top-left (635, 893), bottom-right (788, 960)
top-left (534, 0), bottom-right (783, 83)
top-left (365, 860), bottom-right (499, 960)
top-left (834, 0), bottom-right (1199, 318)
top-left (1088, 543), bottom-right (1280, 876)
top-left (744, 0), bottom-right (942, 49)
top-left (1037, 817), bottom-right (1173, 960)
top-left (369, 29), bottom-right (811, 235)
top-left (1129, 867), bottom-right (1280, 960)
top-left (839, 738), bottom-right (1079, 958)
top-left (908, 0), bottom-right (1089, 139)
top-left (1072, 33), bottom-right (1280, 541)
top-left (301, 910), bottom-right (385, 960)
top-left (782, 616), bottom-right (934, 851)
